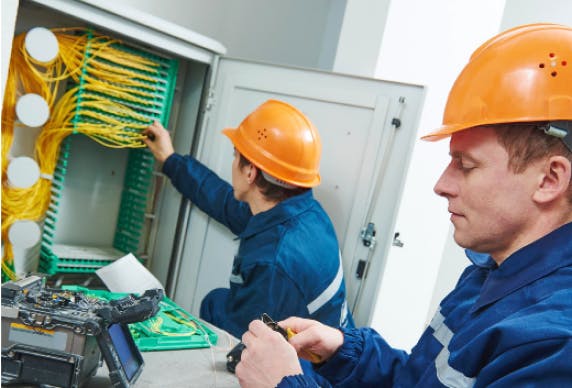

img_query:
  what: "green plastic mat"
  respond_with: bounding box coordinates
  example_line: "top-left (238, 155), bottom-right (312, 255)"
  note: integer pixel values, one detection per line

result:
top-left (63, 286), bottom-right (218, 351)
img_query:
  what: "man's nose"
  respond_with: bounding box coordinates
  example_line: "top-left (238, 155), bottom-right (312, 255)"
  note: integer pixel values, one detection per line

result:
top-left (434, 167), bottom-right (454, 198)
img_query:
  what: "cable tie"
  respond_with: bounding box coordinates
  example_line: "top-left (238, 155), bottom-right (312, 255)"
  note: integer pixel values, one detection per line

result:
top-left (40, 173), bottom-right (54, 180)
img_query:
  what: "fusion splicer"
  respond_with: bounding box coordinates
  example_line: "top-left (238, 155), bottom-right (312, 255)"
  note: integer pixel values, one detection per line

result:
top-left (1, 275), bottom-right (163, 388)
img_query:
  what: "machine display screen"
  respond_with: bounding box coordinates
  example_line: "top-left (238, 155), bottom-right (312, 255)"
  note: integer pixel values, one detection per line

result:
top-left (108, 323), bottom-right (143, 381)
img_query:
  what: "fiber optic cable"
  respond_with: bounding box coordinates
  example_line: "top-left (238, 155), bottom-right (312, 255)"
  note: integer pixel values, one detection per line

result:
top-left (2, 27), bottom-right (176, 279)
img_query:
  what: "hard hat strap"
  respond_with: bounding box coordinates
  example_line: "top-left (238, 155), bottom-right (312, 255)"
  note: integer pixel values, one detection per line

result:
top-left (261, 170), bottom-right (297, 189)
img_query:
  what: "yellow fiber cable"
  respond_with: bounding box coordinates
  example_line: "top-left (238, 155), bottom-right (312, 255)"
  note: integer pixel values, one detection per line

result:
top-left (144, 314), bottom-right (199, 337)
top-left (2, 27), bottom-right (168, 279)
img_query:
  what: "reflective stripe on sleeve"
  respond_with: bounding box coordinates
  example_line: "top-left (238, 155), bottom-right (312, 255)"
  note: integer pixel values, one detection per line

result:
top-left (430, 310), bottom-right (476, 388)
top-left (307, 252), bottom-right (343, 314)
top-left (229, 273), bottom-right (244, 285)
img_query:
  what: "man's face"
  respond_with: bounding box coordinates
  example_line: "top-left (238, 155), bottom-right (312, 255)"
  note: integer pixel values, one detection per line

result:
top-left (433, 126), bottom-right (541, 262)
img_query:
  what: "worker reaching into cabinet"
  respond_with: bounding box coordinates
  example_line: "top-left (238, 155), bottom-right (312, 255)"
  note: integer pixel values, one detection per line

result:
top-left (143, 100), bottom-right (354, 342)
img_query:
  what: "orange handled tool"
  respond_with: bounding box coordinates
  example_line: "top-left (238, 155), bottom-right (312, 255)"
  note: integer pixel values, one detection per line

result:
top-left (261, 313), bottom-right (322, 364)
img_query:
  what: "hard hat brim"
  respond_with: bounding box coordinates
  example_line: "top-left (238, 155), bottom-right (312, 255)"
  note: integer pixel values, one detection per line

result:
top-left (421, 123), bottom-right (468, 141)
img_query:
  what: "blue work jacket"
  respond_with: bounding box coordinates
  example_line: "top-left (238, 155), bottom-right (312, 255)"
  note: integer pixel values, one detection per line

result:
top-left (163, 154), bottom-right (353, 338)
top-left (279, 222), bottom-right (572, 387)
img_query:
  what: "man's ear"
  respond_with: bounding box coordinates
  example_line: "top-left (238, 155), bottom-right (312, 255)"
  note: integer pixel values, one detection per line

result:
top-left (532, 155), bottom-right (572, 203)
top-left (247, 164), bottom-right (258, 184)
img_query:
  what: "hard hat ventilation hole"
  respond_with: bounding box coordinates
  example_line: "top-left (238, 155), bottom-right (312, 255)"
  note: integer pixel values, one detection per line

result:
top-left (539, 54), bottom-right (567, 76)
top-left (257, 128), bottom-right (268, 141)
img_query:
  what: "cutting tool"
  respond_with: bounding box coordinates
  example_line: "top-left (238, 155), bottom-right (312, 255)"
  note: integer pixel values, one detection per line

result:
top-left (261, 313), bottom-right (322, 363)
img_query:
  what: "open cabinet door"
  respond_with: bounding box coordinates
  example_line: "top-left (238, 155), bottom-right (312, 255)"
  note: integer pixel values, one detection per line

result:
top-left (172, 57), bottom-right (424, 326)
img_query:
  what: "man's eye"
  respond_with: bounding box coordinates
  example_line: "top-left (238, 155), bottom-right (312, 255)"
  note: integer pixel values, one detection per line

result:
top-left (453, 158), bottom-right (474, 171)
top-left (459, 161), bottom-right (475, 171)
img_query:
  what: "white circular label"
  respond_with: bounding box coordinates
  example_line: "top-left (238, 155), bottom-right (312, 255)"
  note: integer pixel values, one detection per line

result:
top-left (25, 27), bottom-right (59, 63)
top-left (15, 93), bottom-right (50, 127)
top-left (7, 156), bottom-right (41, 188)
top-left (8, 220), bottom-right (42, 249)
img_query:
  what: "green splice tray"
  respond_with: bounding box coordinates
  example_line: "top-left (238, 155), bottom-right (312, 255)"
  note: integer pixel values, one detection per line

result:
top-left (63, 286), bottom-right (218, 351)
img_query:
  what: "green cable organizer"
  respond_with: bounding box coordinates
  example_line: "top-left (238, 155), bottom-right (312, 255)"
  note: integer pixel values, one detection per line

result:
top-left (39, 137), bottom-right (73, 274)
top-left (39, 30), bottom-right (179, 274)
top-left (62, 286), bottom-right (218, 351)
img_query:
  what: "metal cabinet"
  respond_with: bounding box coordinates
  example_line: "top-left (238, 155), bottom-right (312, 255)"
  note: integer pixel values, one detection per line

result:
top-left (2, 0), bottom-right (424, 325)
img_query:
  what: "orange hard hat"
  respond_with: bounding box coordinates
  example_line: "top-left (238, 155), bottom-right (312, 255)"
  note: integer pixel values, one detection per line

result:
top-left (423, 23), bottom-right (572, 141)
top-left (222, 99), bottom-right (321, 188)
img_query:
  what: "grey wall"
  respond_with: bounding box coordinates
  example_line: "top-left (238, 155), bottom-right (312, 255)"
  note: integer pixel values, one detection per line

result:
top-left (501, 0), bottom-right (572, 29)
top-left (116, 0), bottom-right (347, 70)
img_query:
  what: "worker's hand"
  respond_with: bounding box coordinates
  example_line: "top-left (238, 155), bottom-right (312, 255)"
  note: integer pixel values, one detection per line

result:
top-left (143, 121), bottom-right (175, 163)
top-left (279, 317), bottom-right (344, 362)
top-left (236, 319), bottom-right (302, 388)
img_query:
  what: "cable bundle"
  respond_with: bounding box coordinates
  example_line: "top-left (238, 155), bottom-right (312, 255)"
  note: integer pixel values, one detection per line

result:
top-left (1, 32), bottom-right (59, 280)
top-left (2, 27), bottom-right (178, 280)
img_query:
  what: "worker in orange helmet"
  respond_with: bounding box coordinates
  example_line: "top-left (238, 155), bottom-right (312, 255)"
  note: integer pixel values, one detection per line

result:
top-left (144, 100), bottom-right (354, 346)
top-left (235, 24), bottom-right (572, 387)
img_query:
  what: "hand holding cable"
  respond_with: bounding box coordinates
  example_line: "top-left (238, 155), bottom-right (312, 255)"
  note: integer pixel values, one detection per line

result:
top-left (143, 121), bottom-right (175, 163)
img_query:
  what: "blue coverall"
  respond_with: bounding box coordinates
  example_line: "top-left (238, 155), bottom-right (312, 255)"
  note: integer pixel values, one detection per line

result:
top-left (162, 154), bottom-right (353, 338)
top-left (278, 222), bottom-right (572, 387)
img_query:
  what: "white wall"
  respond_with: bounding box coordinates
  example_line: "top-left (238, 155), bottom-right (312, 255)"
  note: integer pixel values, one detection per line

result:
top-left (333, 0), bottom-right (391, 76)
top-left (501, 0), bottom-right (572, 30)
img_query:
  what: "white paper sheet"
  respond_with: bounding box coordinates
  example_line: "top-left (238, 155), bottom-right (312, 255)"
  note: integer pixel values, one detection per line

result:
top-left (95, 253), bottom-right (164, 294)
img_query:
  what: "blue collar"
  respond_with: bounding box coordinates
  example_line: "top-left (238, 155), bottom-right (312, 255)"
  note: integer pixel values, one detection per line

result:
top-left (238, 190), bottom-right (315, 239)
top-left (470, 222), bottom-right (572, 312)
top-left (465, 249), bottom-right (496, 268)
